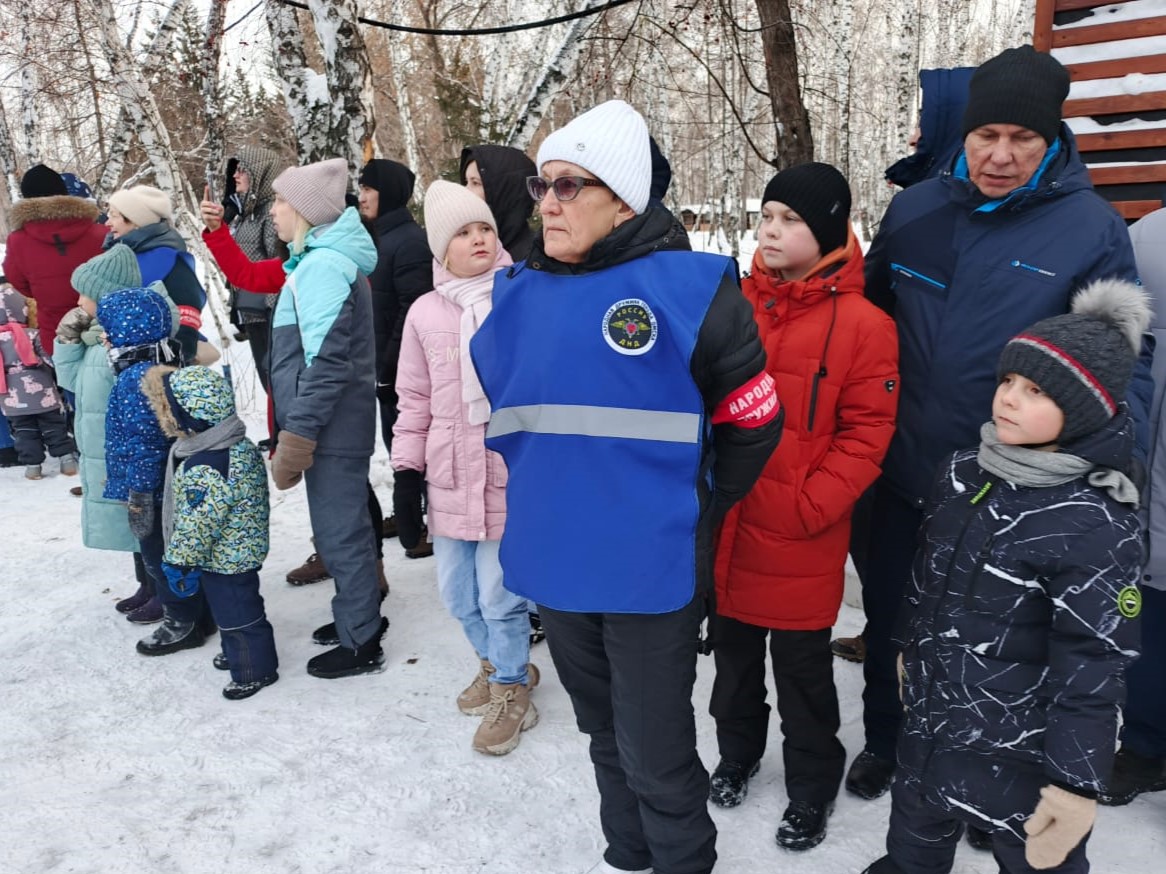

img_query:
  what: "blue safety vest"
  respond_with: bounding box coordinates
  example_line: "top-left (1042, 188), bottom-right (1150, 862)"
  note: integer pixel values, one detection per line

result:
top-left (470, 250), bottom-right (734, 613)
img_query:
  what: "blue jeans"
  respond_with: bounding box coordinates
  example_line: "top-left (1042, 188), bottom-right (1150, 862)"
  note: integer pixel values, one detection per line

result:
top-left (201, 570), bottom-right (278, 683)
top-left (433, 537), bottom-right (529, 684)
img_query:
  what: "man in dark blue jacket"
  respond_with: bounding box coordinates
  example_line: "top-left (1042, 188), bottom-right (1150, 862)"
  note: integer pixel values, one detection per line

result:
top-left (847, 45), bottom-right (1146, 802)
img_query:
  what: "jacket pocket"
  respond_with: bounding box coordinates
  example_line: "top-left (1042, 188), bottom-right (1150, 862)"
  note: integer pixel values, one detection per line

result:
top-left (424, 421), bottom-right (458, 489)
top-left (890, 262), bottom-right (949, 300)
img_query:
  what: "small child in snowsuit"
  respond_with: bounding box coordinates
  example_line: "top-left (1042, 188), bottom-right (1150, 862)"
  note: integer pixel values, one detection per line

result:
top-left (0, 286), bottom-right (78, 479)
top-left (862, 278), bottom-right (1148, 874)
top-left (143, 365), bottom-right (277, 699)
top-left (99, 285), bottom-right (214, 656)
top-left (393, 180), bottom-right (537, 754)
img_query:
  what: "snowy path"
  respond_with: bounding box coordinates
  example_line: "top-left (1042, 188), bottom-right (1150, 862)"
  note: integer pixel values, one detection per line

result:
top-left (2, 362), bottom-right (1164, 873)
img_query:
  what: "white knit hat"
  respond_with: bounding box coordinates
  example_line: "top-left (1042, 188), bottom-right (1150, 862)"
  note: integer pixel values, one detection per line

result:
top-left (423, 179), bottom-right (498, 261)
top-left (536, 99), bottom-right (651, 215)
top-left (272, 157), bottom-right (349, 227)
top-left (109, 185), bottom-right (173, 227)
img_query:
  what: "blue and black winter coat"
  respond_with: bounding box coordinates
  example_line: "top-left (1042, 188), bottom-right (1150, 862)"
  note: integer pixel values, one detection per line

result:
top-left (895, 414), bottom-right (1142, 835)
top-left (866, 126), bottom-right (1145, 506)
top-left (98, 287), bottom-right (177, 502)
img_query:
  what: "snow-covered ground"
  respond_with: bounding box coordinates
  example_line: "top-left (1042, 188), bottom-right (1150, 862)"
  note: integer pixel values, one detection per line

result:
top-left (4, 295), bottom-right (1165, 874)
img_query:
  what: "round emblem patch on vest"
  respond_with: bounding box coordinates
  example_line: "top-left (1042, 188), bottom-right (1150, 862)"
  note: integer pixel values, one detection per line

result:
top-left (1117, 585), bottom-right (1142, 619)
top-left (603, 299), bottom-right (658, 356)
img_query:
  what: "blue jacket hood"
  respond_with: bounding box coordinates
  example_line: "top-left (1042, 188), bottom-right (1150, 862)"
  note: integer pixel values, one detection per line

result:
top-left (289, 207), bottom-right (377, 276)
top-left (885, 67), bottom-right (975, 189)
top-left (98, 286), bottom-right (174, 347)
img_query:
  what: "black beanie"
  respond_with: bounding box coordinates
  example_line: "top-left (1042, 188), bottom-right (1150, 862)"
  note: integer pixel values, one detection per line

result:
top-left (996, 279), bottom-right (1150, 444)
top-left (358, 159), bottom-right (415, 215)
top-left (761, 162), bottom-right (851, 255)
top-left (962, 46), bottom-right (1069, 144)
top-left (20, 163), bottom-right (67, 199)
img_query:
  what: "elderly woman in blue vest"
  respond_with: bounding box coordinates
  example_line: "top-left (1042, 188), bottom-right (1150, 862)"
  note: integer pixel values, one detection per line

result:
top-left (266, 158), bottom-right (386, 680)
top-left (105, 185), bottom-right (205, 365)
top-left (470, 100), bottom-right (784, 874)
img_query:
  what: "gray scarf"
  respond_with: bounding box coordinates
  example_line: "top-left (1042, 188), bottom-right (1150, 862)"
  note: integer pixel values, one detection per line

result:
top-left (162, 414), bottom-right (248, 546)
top-left (977, 421), bottom-right (1139, 508)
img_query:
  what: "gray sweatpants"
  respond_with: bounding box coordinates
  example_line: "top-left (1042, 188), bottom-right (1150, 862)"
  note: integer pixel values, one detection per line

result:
top-left (304, 453), bottom-right (382, 648)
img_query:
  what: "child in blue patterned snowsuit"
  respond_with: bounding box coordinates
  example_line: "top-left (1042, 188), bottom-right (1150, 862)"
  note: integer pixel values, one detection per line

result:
top-left (143, 364), bottom-right (277, 700)
top-left (862, 279), bottom-right (1148, 874)
top-left (99, 286), bottom-right (214, 656)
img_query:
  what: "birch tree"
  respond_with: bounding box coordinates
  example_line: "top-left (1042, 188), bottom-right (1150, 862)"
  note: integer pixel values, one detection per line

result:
top-left (19, 12), bottom-right (41, 165)
top-left (306, 0), bottom-right (377, 175)
top-left (202, 0), bottom-right (229, 186)
top-left (263, 0), bottom-right (332, 162)
top-left (755, 0), bottom-right (813, 168)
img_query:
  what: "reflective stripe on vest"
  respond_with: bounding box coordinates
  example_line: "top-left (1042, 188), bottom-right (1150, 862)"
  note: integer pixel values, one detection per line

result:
top-left (487, 404), bottom-right (701, 444)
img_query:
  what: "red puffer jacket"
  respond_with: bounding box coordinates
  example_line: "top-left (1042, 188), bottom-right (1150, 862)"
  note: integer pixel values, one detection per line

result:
top-left (714, 231), bottom-right (899, 630)
top-left (3, 195), bottom-right (107, 355)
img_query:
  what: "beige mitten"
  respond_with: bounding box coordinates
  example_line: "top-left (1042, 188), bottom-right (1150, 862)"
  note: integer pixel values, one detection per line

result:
top-left (271, 431), bottom-right (316, 490)
top-left (1023, 784), bottom-right (1096, 869)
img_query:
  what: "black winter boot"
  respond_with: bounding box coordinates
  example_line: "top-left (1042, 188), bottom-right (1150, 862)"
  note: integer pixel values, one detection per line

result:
top-left (776, 800), bottom-right (834, 851)
top-left (845, 750), bottom-right (895, 799)
top-left (136, 616), bottom-right (207, 656)
top-left (307, 617), bottom-right (389, 679)
top-left (1099, 747), bottom-right (1166, 806)
top-left (709, 758), bottom-right (760, 808)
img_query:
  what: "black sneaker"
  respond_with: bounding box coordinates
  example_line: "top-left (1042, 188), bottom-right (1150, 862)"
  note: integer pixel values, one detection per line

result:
top-left (223, 673), bottom-right (278, 700)
top-left (307, 617), bottom-right (389, 679)
top-left (136, 617), bottom-right (207, 656)
top-left (776, 800), bottom-right (834, 851)
top-left (529, 612), bottom-right (546, 646)
top-left (709, 758), bottom-right (760, 808)
top-left (965, 824), bottom-right (992, 851)
top-left (312, 621), bottom-right (340, 646)
top-left (212, 652), bottom-right (230, 671)
top-left (845, 750), bottom-right (895, 800)
top-left (1099, 747), bottom-right (1166, 806)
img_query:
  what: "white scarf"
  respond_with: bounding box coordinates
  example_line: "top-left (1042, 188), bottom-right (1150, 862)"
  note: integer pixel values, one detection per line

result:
top-left (432, 244), bottom-right (513, 425)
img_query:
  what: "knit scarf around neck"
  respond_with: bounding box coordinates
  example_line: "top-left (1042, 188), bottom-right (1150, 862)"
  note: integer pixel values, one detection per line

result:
top-left (0, 322), bottom-right (39, 394)
top-left (977, 421), bottom-right (1139, 508)
top-left (161, 414), bottom-right (248, 546)
top-left (432, 245), bottom-right (512, 426)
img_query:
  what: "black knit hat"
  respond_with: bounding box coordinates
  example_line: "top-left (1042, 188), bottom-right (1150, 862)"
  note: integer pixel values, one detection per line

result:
top-left (962, 46), bottom-right (1069, 145)
top-left (20, 163), bottom-right (67, 198)
top-left (996, 279), bottom-right (1150, 444)
top-left (761, 162), bottom-right (851, 255)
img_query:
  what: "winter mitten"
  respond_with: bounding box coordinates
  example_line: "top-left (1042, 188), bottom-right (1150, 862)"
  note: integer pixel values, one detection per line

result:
top-left (1024, 784), bottom-right (1097, 869)
top-left (392, 468), bottom-right (425, 549)
top-left (271, 431), bottom-right (316, 490)
top-left (80, 320), bottom-right (105, 347)
top-left (56, 307), bottom-right (93, 344)
top-left (162, 563), bottom-right (202, 598)
top-left (126, 490), bottom-right (155, 540)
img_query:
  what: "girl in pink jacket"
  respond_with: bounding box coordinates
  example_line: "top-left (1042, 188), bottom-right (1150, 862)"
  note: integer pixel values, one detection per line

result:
top-left (393, 180), bottom-right (538, 756)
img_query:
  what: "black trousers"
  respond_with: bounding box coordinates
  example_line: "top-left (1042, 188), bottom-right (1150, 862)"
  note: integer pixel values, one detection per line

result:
top-left (859, 481), bottom-right (923, 762)
top-left (9, 410), bottom-right (75, 465)
top-left (242, 314), bottom-right (272, 393)
top-left (539, 598), bottom-right (716, 874)
top-left (708, 616), bottom-right (846, 804)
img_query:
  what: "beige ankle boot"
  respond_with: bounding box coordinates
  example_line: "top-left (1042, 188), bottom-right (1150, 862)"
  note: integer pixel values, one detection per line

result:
top-left (472, 681), bottom-right (538, 755)
top-left (458, 660), bottom-right (540, 715)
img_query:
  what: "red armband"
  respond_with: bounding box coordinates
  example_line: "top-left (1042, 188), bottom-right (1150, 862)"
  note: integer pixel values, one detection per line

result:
top-left (712, 371), bottom-right (780, 427)
top-left (177, 305), bottom-right (203, 330)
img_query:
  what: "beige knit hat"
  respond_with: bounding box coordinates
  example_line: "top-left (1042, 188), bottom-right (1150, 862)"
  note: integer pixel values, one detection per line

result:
top-left (272, 157), bottom-right (349, 227)
top-left (109, 185), bottom-right (173, 227)
top-left (536, 99), bottom-right (651, 214)
top-left (423, 180), bottom-right (498, 261)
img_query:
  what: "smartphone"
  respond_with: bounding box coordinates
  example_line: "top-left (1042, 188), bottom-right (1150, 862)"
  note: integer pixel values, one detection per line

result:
top-left (205, 170), bottom-right (217, 203)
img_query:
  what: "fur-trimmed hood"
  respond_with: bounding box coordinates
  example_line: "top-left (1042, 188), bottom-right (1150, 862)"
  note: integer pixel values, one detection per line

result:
top-left (10, 195), bottom-right (100, 233)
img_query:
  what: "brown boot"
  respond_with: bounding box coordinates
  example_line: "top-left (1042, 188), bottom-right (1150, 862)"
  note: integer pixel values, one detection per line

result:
top-left (286, 552), bottom-right (331, 586)
top-left (459, 661), bottom-right (540, 715)
top-left (830, 633), bottom-right (866, 662)
top-left (382, 515), bottom-right (398, 538)
top-left (405, 527), bottom-right (434, 559)
top-left (472, 681), bottom-right (538, 755)
top-left (377, 559), bottom-right (390, 597)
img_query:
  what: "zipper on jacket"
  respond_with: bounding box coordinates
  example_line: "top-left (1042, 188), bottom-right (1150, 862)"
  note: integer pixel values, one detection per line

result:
top-left (806, 291), bottom-right (839, 432)
top-left (890, 262), bottom-right (947, 290)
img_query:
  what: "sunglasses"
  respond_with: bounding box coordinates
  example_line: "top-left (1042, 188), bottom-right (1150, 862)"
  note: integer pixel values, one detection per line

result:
top-left (526, 175), bottom-right (608, 202)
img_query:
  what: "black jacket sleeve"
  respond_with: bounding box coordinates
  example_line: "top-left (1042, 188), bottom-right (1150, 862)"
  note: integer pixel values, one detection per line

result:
top-left (690, 272), bottom-right (783, 513)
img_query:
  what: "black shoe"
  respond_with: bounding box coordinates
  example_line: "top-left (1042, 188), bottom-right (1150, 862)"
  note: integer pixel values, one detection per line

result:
top-left (776, 800), bottom-right (833, 851)
top-left (312, 621), bottom-right (340, 646)
top-left (307, 617), bottom-right (389, 679)
top-left (965, 824), bottom-right (992, 851)
top-left (223, 673), bottom-right (278, 700)
top-left (845, 750), bottom-right (895, 800)
top-left (1099, 747), bottom-right (1166, 806)
top-left (529, 612), bottom-right (546, 646)
top-left (861, 856), bottom-right (906, 874)
top-left (709, 758), bottom-right (760, 808)
top-left (136, 616), bottom-right (207, 656)
top-left (0, 447), bottom-right (18, 468)
top-left (212, 652), bottom-right (230, 671)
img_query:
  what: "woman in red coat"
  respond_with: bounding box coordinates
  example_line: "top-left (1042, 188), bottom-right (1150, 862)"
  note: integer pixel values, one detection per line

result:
top-left (708, 163), bottom-right (899, 851)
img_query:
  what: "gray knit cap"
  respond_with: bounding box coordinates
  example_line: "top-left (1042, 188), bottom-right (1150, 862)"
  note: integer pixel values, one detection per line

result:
top-left (71, 244), bottom-right (142, 303)
top-left (997, 279), bottom-right (1151, 443)
top-left (272, 158), bottom-right (349, 227)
